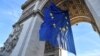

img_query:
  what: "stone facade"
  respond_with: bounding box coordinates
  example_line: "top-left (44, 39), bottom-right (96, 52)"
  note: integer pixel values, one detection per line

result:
top-left (0, 25), bottom-right (23, 56)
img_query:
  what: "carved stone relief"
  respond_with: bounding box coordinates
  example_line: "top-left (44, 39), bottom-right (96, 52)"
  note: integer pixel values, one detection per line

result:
top-left (0, 24), bottom-right (23, 56)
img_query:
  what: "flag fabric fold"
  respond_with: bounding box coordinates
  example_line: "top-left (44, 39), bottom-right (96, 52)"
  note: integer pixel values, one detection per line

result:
top-left (39, 1), bottom-right (76, 55)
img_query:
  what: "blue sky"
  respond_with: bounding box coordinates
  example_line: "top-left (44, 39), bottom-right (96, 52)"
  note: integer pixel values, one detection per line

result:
top-left (0, 0), bottom-right (26, 47)
top-left (0, 0), bottom-right (100, 56)
top-left (71, 23), bottom-right (100, 56)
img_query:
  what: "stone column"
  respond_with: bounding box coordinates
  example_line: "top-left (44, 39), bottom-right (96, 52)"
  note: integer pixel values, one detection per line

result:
top-left (85, 0), bottom-right (100, 32)
top-left (10, 0), bottom-right (48, 56)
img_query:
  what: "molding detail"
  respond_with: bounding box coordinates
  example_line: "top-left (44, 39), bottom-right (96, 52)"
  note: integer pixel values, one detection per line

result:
top-left (0, 25), bottom-right (23, 56)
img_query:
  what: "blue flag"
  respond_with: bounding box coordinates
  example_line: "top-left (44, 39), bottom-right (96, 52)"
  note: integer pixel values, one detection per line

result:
top-left (39, 2), bottom-right (76, 55)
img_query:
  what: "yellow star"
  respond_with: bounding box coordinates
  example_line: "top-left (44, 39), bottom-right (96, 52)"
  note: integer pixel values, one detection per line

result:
top-left (66, 26), bottom-right (68, 30)
top-left (59, 28), bottom-right (62, 30)
top-left (53, 24), bottom-right (56, 28)
top-left (62, 28), bottom-right (66, 32)
top-left (50, 13), bottom-right (53, 16)
top-left (67, 22), bottom-right (69, 25)
top-left (65, 16), bottom-right (67, 19)
top-left (51, 16), bottom-right (54, 19)
top-left (50, 13), bottom-right (54, 19)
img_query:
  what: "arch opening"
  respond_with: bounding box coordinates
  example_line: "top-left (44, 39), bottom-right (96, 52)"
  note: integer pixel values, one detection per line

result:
top-left (72, 22), bottom-right (100, 56)
top-left (71, 16), bottom-right (99, 35)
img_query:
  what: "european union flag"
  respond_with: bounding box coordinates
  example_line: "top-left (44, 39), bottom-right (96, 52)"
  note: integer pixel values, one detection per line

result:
top-left (39, 2), bottom-right (76, 55)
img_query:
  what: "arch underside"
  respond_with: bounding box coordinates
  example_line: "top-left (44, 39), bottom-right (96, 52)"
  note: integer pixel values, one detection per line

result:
top-left (44, 0), bottom-right (99, 33)
top-left (71, 16), bottom-right (99, 32)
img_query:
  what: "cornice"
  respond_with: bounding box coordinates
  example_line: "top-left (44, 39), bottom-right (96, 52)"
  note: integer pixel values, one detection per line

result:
top-left (21, 0), bottom-right (35, 10)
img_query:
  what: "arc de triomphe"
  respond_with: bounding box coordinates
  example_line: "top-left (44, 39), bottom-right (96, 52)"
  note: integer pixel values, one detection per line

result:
top-left (0, 0), bottom-right (100, 56)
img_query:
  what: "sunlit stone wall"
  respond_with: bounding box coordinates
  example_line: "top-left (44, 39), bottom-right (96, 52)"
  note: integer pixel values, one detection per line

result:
top-left (85, 0), bottom-right (100, 32)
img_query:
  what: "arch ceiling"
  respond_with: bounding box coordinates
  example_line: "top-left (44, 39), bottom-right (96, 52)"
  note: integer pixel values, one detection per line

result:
top-left (51, 0), bottom-right (99, 34)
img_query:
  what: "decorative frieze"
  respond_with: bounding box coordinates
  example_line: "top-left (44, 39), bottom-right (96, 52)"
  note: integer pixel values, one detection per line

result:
top-left (0, 24), bottom-right (23, 56)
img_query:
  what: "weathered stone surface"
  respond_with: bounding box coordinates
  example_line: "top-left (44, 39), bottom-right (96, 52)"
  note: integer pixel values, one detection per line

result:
top-left (85, 0), bottom-right (100, 33)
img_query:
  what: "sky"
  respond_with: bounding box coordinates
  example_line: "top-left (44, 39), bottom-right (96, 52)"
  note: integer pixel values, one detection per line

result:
top-left (71, 23), bottom-right (100, 56)
top-left (0, 0), bottom-right (100, 56)
top-left (0, 0), bottom-right (26, 47)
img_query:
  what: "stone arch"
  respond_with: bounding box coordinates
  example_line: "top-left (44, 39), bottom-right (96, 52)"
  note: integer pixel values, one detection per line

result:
top-left (71, 16), bottom-right (99, 35)
top-left (71, 16), bottom-right (93, 25)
